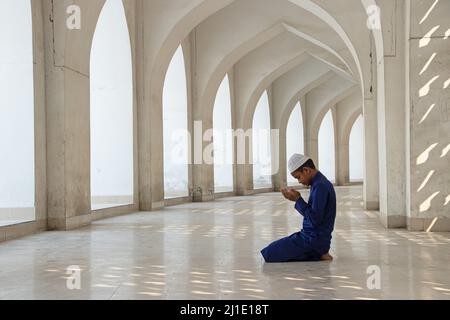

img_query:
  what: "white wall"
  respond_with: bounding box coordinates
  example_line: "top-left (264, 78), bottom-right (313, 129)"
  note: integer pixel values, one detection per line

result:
top-left (318, 110), bottom-right (336, 183)
top-left (286, 102), bottom-right (304, 186)
top-left (252, 91), bottom-right (272, 188)
top-left (213, 74), bottom-right (234, 192)
top-left (163, 45), bottom-right (189, 198)
top-left (0, 0), bottom-right (35, 212)
top-left (349, 115), bottom-right (363, 181)
top-left (90, 0), bottom-right (134, 206)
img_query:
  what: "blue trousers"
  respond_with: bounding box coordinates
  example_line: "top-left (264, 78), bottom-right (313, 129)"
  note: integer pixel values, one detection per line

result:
top-left (261, 232), bottom-right (322, 263)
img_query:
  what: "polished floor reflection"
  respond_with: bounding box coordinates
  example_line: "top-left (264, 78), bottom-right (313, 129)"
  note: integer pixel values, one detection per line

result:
top-left (1, 186), bottom-right (450, 300)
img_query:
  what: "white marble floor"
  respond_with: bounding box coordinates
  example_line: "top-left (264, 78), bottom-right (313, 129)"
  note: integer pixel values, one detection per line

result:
top-left (1, 186), bottom-right (450, 300)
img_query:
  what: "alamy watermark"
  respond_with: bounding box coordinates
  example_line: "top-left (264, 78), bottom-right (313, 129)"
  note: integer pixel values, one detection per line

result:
top-left (66, 5), bottom-right (81, 30)
top-left (66, 265), bottom-right (82, 290)
top-left (366, 265), bottom-right (381, 290)
top-left (167, 121), bottom-right (280, 176)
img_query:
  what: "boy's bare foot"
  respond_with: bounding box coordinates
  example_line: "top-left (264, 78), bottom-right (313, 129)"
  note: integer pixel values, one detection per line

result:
top-left (320, 253), bottom-right (333, 261)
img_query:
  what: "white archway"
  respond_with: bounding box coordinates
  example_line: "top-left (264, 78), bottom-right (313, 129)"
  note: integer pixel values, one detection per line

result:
top-left (318, 110), bottom-right (336, 183)
top-left (90, 0), bottom-right (134, 210)
top-left (286, 102), bottom-right (304, 186)
top-left (213, 74), bottom-right (234, 193)
top-left (252, 90), bottom-right (272, 189)
top-left (0, 0), bottom-right (35, 224)
top-left (163, 45), bottom-right (189, 199)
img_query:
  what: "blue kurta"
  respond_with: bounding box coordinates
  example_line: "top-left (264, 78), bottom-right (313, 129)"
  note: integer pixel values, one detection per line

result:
top-left (261, 171), bottom-right (336, 262)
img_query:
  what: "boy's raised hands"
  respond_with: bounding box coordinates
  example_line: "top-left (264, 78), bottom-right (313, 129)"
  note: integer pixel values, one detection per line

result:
top-left (281, 188), bottom-right (302, 202)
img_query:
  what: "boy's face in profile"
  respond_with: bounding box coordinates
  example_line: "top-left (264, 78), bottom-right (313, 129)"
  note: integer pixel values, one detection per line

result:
top-left (292, 167), bottom-right (314, 186)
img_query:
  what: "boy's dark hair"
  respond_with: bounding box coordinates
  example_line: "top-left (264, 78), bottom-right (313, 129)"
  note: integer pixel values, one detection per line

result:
top-left (296, 159), bottom-right (316, 172)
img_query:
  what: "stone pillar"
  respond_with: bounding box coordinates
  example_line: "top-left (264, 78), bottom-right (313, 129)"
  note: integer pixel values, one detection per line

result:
top-left (376, 0), bottom-right (407, 227)
top-left (234, 122), bottom-right (254, 196)
top-left (138, 0), bottom-right (166, 210)
top-left (336, 142), bottom-right (349, 186)
top-left (305, 136), bottom-right (319, 166)
top-left (270, 86), bottom-right (287, 192)
top-left (335, 101), bottom-right (350, 187)
top-left (363, 99), bottom-right (380, 210)
top-left (272, 129), bottom-right (287, 191)
top-left (331, 106), bottom-right (341, 185)
top-left (191, 119), bottom-right (216, 202)
top-left (233, 64), bottom-right (254, 196)
top-left (336, 103), bottom-right (350, 188)
top-left (43, 1), bottom-right (103, 230)
top-left (186, 32), bottom-right (215, 202)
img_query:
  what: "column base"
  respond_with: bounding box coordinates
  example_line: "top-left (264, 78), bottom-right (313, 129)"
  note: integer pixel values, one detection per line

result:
top-left (151, 201), bottom-right (165, 210)
top-left (236, 189), bottom-right (255, 196)
top-left (192, 194), bottom-right (215, 202)
top-left (48, 214), bottom-right (92, 231)
top-left (379, 214), bottom-right (407, 229)
top-left (364, 201), bottom-right (379, 211)
top-left (407, 217), bottom-right (450, 232)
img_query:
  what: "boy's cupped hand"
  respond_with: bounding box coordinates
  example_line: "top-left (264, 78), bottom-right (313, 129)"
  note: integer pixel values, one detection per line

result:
top-left (281, 188), bottom-right (301, 202)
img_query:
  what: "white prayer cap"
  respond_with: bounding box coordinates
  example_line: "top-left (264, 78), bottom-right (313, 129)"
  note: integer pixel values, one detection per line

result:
top-left (288, 154), bottom-right (311, 174)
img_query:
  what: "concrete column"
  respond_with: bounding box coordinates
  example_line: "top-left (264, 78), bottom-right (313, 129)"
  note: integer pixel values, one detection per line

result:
top-left (43, 1), bottom-right (103, 230)
top-left (305, 136), bottom-right (319, 165)
top-left (376, 0), bottom-right (407, 227)
top-left (138, 1), bottom-right (167, 210)
top-left (270, 87), bottom-right (287, 192)
top-left (233, 65), bottom-right (254, 196)
top-left (234, 113), bottom-right (254, 195)
top-left (191, 119), bottom-right (215, 202)
top-left (273, 130), bottom-right (287, 191)
top-left (303, 94), bottom-right (318, 163)
top-left (235, 142), bottom-right (254, 196)
top-left (335, 100), bottom-right (350, 187)
top-left (331, 106), bottom-right (340, 185)
top-left (363, 99), bottom-right (380, 210)
top-left (229, 69), bottom-right (239, 195)
top-left (135, 0), bottom-right (155, 211)
top-left (336, 142), bottom-right (349, 186)
top-left (336, 101), bottom-right (350, 188)
top-left (187, 32), bottom-right (215, 202)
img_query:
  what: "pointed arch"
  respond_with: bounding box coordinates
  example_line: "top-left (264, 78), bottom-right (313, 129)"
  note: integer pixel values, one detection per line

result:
top-left (318, 110), bottom-right (336, 183)
top-left (252, 90), bottom-right (272, 189)
top-left (213, 74), bottom-right (234, 193)
top-left (90, 0), bottom-right (134, 210)
top-left (286, 102), bottom-right (305, 186)
top-left (163, 45), bottom-right (189, 199)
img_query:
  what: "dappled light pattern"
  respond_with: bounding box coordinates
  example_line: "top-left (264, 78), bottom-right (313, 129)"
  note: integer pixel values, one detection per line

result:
top-left (416, 143), bottom-right (438, 165)
top-left (411, 0), bottom-right (450, 225)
